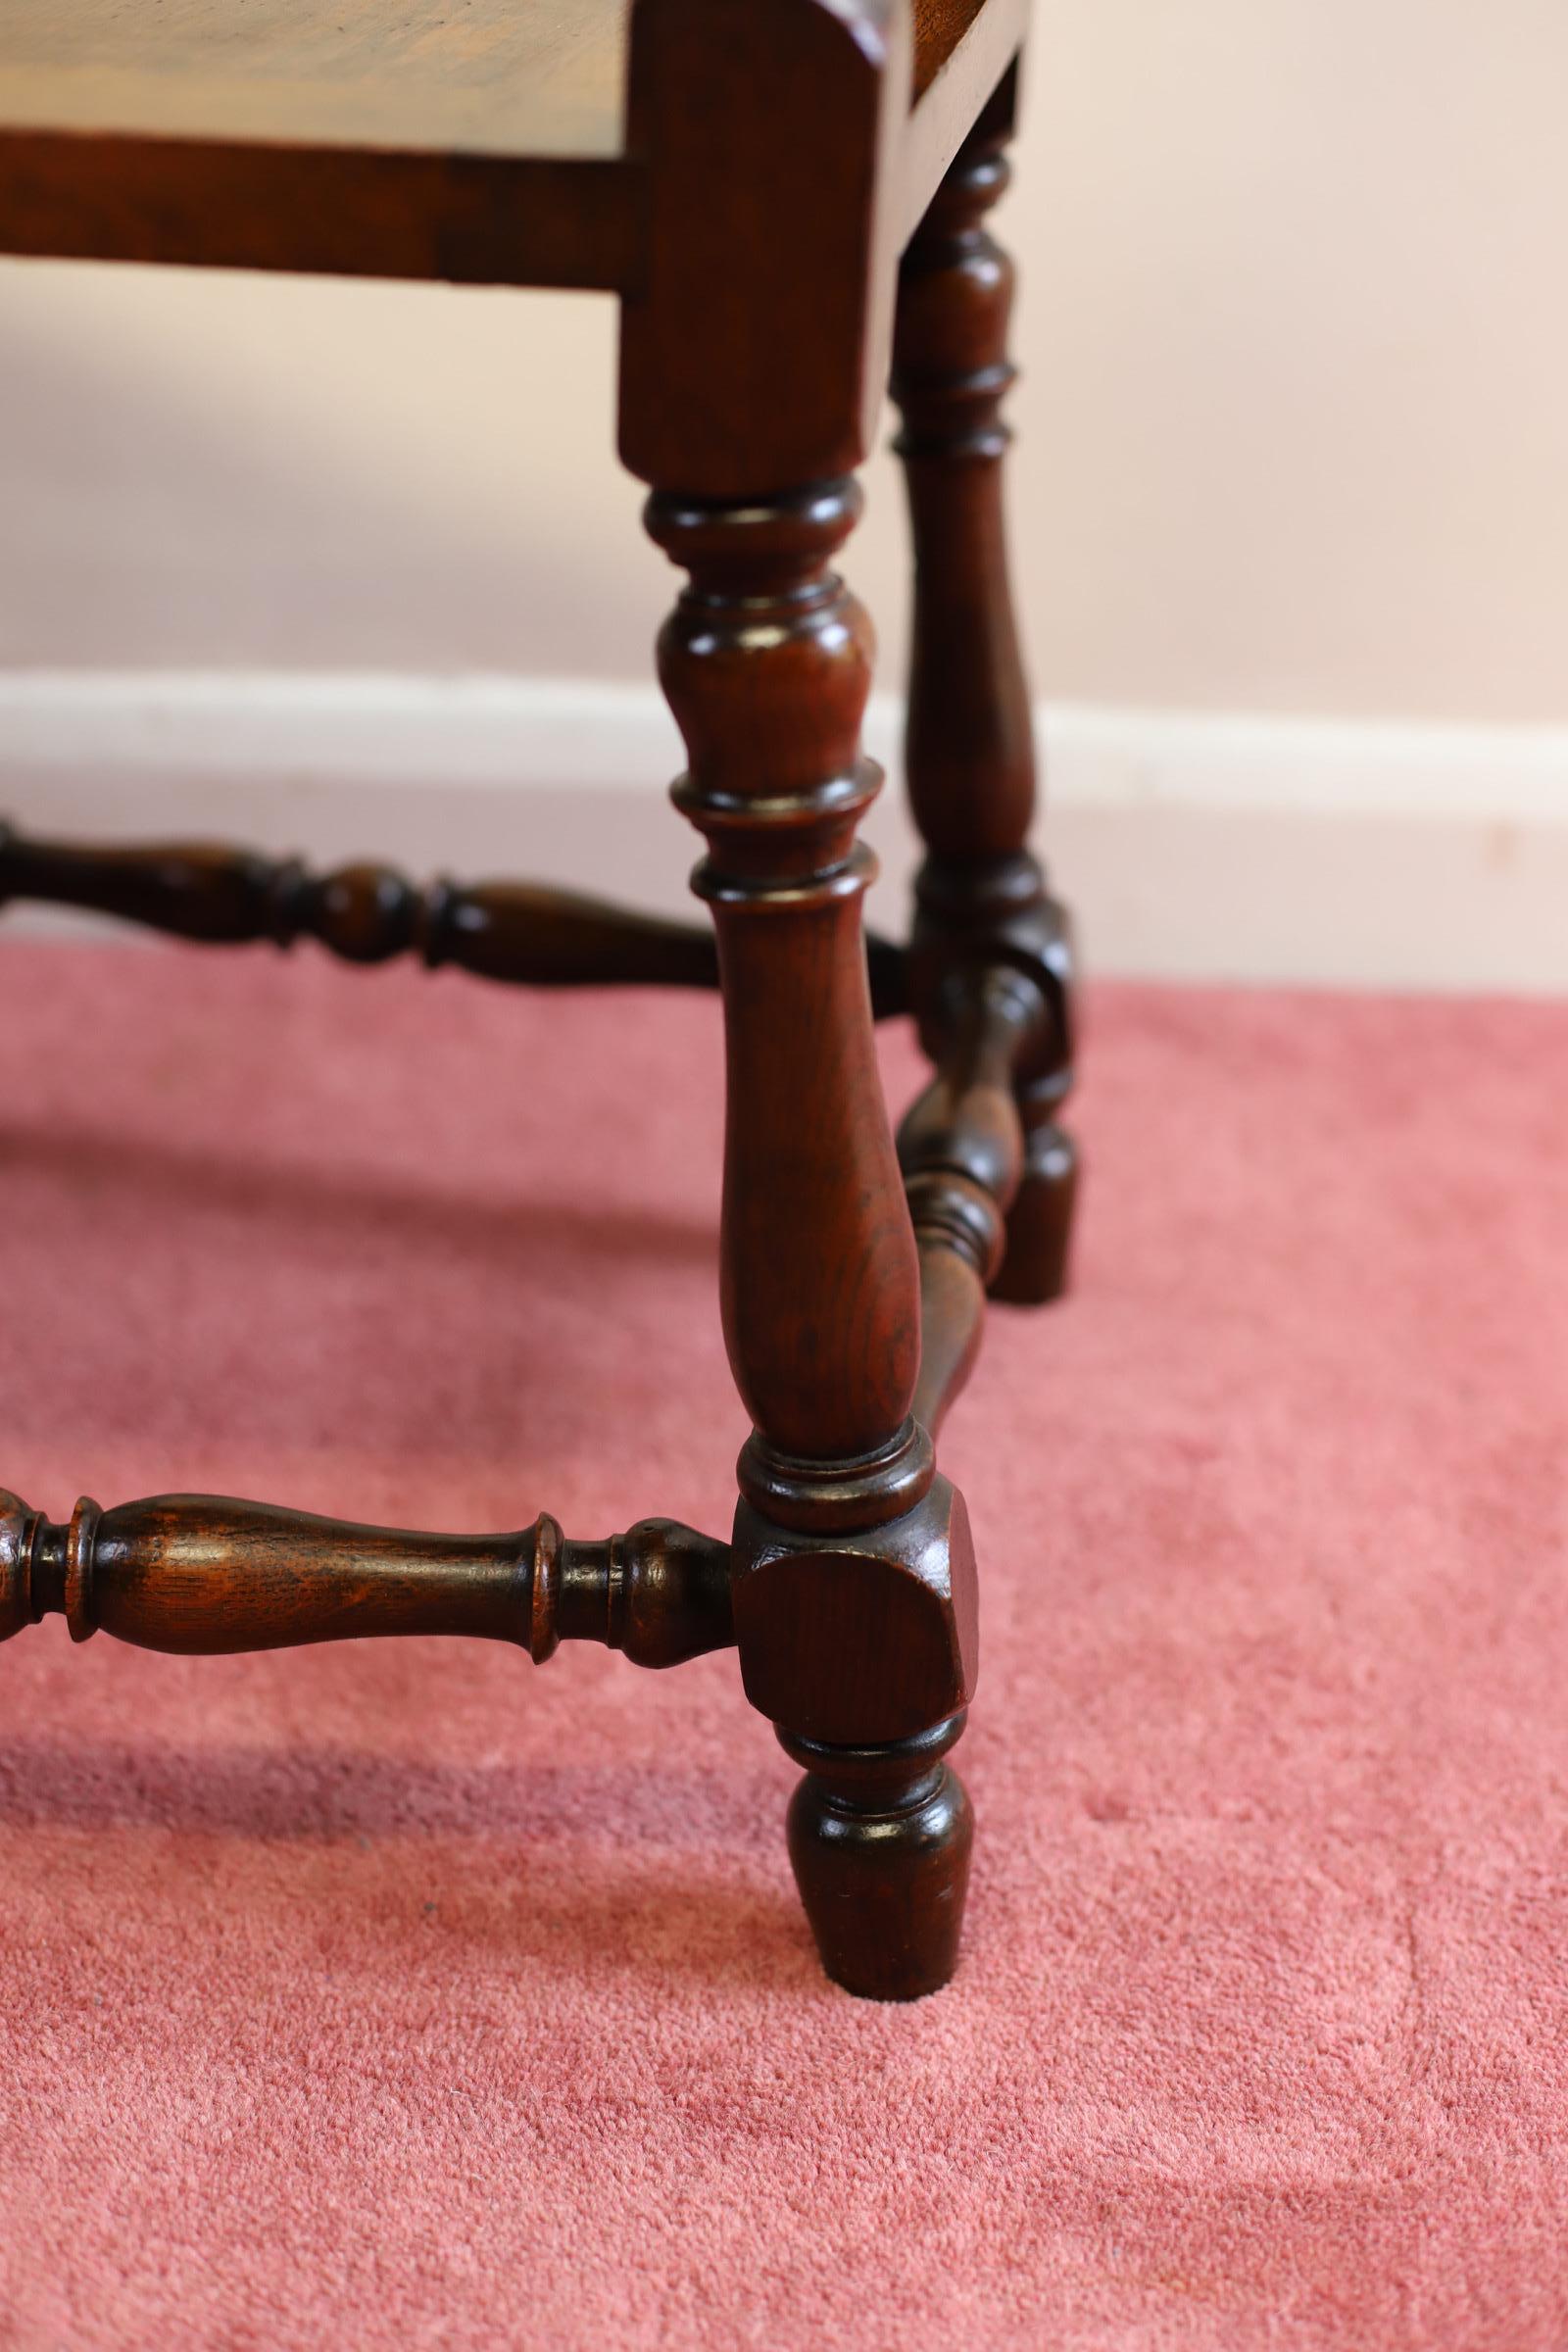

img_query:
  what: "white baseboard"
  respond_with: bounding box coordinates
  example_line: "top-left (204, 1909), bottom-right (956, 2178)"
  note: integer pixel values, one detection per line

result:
top-left (4, 670), bottom-right (1568, 994)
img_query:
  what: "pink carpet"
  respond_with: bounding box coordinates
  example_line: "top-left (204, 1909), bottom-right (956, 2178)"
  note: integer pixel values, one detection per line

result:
top-left (2, 939), bottom-right (1566, 2350)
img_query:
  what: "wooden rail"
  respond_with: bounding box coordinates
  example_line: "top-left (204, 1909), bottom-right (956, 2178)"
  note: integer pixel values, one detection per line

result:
top-left (900, 962), bottom-right (1048, 1434)
top-left (0, 822), bottom-right (908, 1014)
top-left (0, 1490), bottom-right (734, 1670)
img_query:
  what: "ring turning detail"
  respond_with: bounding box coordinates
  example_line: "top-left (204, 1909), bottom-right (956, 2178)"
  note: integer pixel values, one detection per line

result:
top-left (0, 1), bottom-right (1074, 2000)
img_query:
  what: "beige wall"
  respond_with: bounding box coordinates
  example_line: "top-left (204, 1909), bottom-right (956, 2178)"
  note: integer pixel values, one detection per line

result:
top-left (3, 0), bottom-right (1565, 723)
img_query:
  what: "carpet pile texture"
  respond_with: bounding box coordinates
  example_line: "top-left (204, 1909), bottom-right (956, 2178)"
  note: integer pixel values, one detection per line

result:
top-left (2, 940), bottom-right (1565, 2349)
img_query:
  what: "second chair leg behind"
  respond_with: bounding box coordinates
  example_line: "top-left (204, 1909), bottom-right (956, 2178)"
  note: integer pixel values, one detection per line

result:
top-left (893, 65), bottom-right (1079, 1306)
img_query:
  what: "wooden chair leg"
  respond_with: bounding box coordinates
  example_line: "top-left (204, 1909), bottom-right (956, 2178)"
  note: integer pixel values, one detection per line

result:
top-left (647, 476), bottom-right (977, 2000)
top-left (893, 64), bottom-right (1080, 1305)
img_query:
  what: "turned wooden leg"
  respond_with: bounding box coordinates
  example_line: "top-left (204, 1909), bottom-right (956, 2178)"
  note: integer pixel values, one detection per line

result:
top-left (647, 478), bottom-right (978, 2000)
top-left (893, 65), bottom-right (1079, 1305)
top-left (781, 1716), bottom-right (973, 2002)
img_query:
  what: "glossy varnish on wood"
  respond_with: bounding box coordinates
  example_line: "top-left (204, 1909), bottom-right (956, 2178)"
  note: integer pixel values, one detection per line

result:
top-left (0, 823), bottom-right (911, 1015)
top-left (0, 0), bottom-right (1029, 286)
top-left (894, 72), bottom-right (1079, 1305)
top-left (1, 1493), bottom-right (734, 1668)
top-left (1, 0), bottom-right (1078, 2002)
top-left (0, 0), bottom-right (1003, 151)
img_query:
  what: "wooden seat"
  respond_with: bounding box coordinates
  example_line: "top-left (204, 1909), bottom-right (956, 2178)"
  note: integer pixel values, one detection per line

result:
top-left (0, 0), bottom-right (1023, 286)
top-left (0, 0), bottom-right (1077, 2005)
top-left (1, 0), bottom-right (631, 161)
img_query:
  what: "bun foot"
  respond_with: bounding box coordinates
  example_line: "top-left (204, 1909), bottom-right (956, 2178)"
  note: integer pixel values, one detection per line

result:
top-left (780, 1714), bottom-right (973, 2000)
top-left (989, 1119), bottom-right (1077, 1304)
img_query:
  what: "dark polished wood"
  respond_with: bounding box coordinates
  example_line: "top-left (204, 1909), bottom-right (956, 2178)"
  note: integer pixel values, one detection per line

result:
top-left (0, 0), bottom-right (631, 286)
top-left (0, 821), bottom-right (909, 1016)
top-left (782, 1713), bottom-right (973, 2000)
top-left (988, 1086), bottom-right (1079, 1304)
top-left (650, 479), bottom-right (918, 1458)
top-left (0, 0), bottom-right (1031, 292)
top-left (899, 964), bottom-right (1039, 1434)
top-left (896, 69), bottom-right (1033, 865)
top-left (648, 473), bottom-right (978, 1997)
top-left (0, 134), bottom-right (641, 290)
top-left (0, 0), bottom-right (1077, 2002)
top-left (0, 1488), bottom-right (733, 1668)
top-left (893, 68), bottom-right (1079, 1306)
top-left (620, 0), bottom-right (908, 499)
